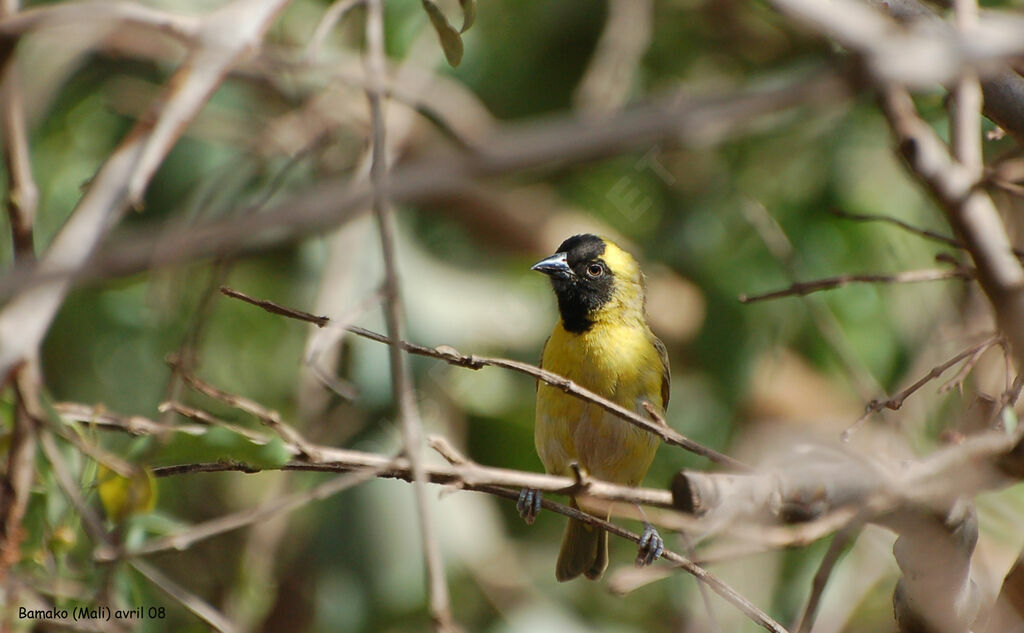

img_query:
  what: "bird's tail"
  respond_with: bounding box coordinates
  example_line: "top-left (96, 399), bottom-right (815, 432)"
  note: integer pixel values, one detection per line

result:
top-left (555, 499), bottom-right (608, 582)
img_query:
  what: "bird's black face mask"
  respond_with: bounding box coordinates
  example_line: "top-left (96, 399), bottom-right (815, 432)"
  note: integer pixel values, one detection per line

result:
top-left (532, 234), bottom-right (615, 333)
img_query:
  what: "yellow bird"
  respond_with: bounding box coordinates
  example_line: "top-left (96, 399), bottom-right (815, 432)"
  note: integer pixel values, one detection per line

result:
top-left (518, 234), bottom-right (667, 581)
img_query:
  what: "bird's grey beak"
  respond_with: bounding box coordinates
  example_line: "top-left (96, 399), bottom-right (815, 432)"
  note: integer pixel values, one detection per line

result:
top-left (531, 252), bottom-right (574, 279)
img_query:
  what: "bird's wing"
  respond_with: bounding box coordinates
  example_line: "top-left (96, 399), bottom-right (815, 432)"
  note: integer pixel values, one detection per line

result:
top-left (652, 334), bottom-right (670, 409)
top-left (536, 336), bottom-right (550, 391)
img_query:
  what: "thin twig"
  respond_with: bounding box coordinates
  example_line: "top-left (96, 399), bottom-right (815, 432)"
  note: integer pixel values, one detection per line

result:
top-left (829, 208), bottom-right (962, 251)
top-left (481, 486), bottom-right (789, 633)
top-left (307, 0), bottom-right (364, 60)
top-left (157, 400), bottom-right (276, 445)
top-left (99, 468), bottom-right (384, 561)
top-left (795, 520), bottom-right (864, 633)
top-left (167, 355), bottom-right (322, 460)
top-left (739, 267), bottom-right (973, 304)
top-left (0, 365), bottom-right (38, 576)
top-left (363, 1), bottom-right (454, 629)
top-left (743, 198), bottom-right (882, 400)
top-left (939, 338), bottom-right (998, 394)
top-left (56, 402), bottom-right (207, 437)
top-left (844, 335), bottom-right (1001, 440)
top-left (38, 432), bottom-right (108, 551)
top-left (130, 560), bottom-right (238, 633)
top-left (219, 285), bottom-right (749, 471)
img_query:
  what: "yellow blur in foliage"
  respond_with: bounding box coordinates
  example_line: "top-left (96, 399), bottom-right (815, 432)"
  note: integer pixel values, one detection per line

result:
top-left (97, 464), bottom-right (156, 522)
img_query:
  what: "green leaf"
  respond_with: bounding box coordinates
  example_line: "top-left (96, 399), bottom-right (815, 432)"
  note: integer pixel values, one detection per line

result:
top-left (422, 0), bottom-right (464, 67)
top-left (459, 0), bottom-right (476, 33)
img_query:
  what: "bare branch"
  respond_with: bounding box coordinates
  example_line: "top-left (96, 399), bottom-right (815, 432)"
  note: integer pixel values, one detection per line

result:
top-left (307, 0), bottom-right (364, 60)
top-left (0, 18), bottom-right (36, 263)
top-left (881, 87), bottom-right (1024, 371)
top-left (844, 335), bottom-right (1001, 439)
top-left (167, 355), bottom-right (322, 460)
top-left (767, 0), bottom-right (1024, 87)
top-left (0, 366), bottom-right (39, 576)
top-left (363, 1), bottom-right (453, 629)
top-left (0, 1), bottom-right (201, 46)
top-left (829, 207), bottom-right (963, 251)
top-left (795, 520), bottom-right (864, 633)
top-left (56, 402), bottom-right (207, 437)
top-left (738, 267), bottom-right (972, 304)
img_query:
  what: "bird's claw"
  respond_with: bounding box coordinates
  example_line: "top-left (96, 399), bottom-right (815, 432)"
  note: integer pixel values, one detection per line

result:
top-left (516, 488), bottom-right (542, 525)
top-left (636, 522), bottom-right (664, 566)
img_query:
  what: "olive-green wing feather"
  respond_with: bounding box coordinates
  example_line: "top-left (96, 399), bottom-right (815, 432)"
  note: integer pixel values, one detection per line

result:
top-left (652, 334), bottom-right (670, 409)
top-left (535, 336), bottom-right (550, 390)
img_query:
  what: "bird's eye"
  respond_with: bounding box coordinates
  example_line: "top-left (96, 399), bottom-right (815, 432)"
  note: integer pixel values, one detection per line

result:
top-left (586, 263), bottom-right (604, 277)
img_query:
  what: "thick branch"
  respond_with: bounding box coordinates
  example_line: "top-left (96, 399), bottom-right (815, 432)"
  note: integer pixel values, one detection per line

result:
top-left (0, 68), bottom-right (848, 304)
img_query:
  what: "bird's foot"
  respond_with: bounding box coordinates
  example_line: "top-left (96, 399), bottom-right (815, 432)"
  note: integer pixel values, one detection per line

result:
top-left (636, 522), bottom-right (664, 566)
top-left (516, 488), bottom-right (542, 525)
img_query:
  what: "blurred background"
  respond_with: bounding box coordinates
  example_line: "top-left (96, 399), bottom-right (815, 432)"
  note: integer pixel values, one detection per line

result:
top-left (6, 0), bottom-right (1024, 631)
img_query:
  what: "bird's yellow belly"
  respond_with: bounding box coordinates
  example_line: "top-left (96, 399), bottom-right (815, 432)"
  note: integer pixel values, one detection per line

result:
top-left (535, 323), bottom-right (662, 486)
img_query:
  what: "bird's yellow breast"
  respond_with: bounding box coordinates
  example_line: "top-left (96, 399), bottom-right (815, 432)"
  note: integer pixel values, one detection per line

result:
top-left (535, 319), bottom-right (663, 486)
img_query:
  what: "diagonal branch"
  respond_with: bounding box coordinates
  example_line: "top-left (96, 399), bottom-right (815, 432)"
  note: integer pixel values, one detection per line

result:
top-left (219, 285), bottom-right (748, 470)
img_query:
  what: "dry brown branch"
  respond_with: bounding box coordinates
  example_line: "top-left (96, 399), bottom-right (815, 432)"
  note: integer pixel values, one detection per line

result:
top-left (877, 0), bottom-right (1024, 144)
top-left (673, 428), bottom-right (1024, 532)
top-left (0, 1), bottom-right (200, 45)
top-left (573, 0), bottom-right (652, 114)
top-left (219, 285), bottom-right (748, 470)
top-left (738, 267), bottom-right (973, 304)
top-left (157, 401), bottom-right (274, 445)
